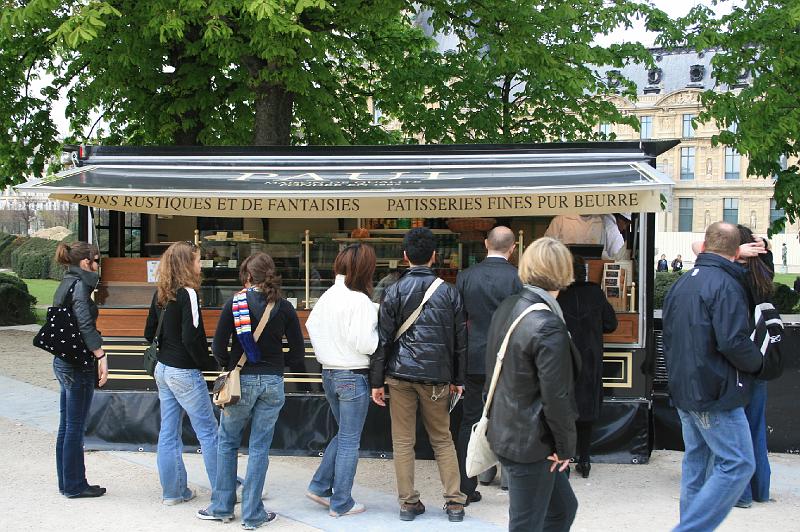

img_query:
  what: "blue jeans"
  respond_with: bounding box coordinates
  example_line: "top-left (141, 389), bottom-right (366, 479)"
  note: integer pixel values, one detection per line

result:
top-left (155, 362), bottom-right (219, 501)
top-left (739, 380), bottom-right (770, 504)
top-left (308, 370), bottom-right (370, 514)
top-left (209, 374), bottom-right (285, 527)
top-left (675, 408), bottom-right (755, 532)
top-left (53, 357), bottom-right (95, 496)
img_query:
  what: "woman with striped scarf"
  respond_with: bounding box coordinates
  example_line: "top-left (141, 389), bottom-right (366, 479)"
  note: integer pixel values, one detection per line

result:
top-left (199, 252), bottom-right (305, 529)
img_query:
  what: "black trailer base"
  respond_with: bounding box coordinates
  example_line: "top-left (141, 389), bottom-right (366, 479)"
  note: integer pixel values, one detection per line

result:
top-left (86, 392), bottom-right (650, 464)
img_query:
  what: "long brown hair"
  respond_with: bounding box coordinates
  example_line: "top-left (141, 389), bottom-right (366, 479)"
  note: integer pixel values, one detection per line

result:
top-left (55, 241), bottom-right (99, 267)
top-left (737, 225), bottom-right (773, 303)
top-left (156, 241), bottom-right (200, 306)
top-left (240, 252), bottom-right (281, 303)
top-left (334, 243), bottom-right (376, 296)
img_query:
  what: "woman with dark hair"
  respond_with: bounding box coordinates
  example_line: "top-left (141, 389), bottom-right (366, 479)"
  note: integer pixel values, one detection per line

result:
top-left (736, 225), bottom-right (779, 508)
top-left (145, 240), bottom-right (218, 505)
top-left (51, 241), bottom-right (107, 498)
top-left (305, 243), bottom-right (379, 517)
top-left (200, 252), bottom-right (305, 529)
top-left (557, 256), bottom-right (617, 478)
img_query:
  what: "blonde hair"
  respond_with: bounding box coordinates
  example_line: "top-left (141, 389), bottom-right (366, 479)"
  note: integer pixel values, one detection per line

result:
top-left (156, 241), bottom-right (200, 306)
top-left (518, 237), bottom-right (574, 291)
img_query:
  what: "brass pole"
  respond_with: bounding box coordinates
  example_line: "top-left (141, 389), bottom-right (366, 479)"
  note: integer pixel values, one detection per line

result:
top-left (303, 229), bottom-right (314, 309)
top-left (517, 229), bottom-right (524, 262)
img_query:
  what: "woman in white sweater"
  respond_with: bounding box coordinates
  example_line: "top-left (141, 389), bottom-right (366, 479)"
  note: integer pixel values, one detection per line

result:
top-left (305, 243), bottom-right (379, 517)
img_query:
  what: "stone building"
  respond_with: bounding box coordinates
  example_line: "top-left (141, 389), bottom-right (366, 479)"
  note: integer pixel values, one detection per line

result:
top-left (597, 48), bottom-right (794, 236)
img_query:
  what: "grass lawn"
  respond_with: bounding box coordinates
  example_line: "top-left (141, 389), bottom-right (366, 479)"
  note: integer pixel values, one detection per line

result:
top-left (773, 273), bottom-right (797, 289)
top-left (22, 278), bottom-right (60, 306)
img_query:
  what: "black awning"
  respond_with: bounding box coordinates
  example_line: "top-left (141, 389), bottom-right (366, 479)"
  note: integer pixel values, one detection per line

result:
top-left (18, 141), bottom-right (675, 218)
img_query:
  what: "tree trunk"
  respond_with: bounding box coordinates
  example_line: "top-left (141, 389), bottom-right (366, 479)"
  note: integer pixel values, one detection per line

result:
top-left (253, 82), bottom-right (294, 146)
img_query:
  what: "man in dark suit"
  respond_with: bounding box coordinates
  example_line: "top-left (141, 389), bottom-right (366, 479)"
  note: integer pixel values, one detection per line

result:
top-left (455, 226), bottom-right (522, 503)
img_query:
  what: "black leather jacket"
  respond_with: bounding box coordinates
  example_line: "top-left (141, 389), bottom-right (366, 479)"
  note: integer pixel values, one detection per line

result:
top-left (53, 266), bottom-right (102, 352)
top-left (370, 266), bottom-right (467, 387)
top-left (485, 288), bottom-right (579, 463)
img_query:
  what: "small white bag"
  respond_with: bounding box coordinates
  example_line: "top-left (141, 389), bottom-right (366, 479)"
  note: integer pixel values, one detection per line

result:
top-left (465, 302), bottom-right (550, 478)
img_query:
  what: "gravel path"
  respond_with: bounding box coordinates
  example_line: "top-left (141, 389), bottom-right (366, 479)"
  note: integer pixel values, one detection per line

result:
top-left (1, 328), bottom-right (799, 531)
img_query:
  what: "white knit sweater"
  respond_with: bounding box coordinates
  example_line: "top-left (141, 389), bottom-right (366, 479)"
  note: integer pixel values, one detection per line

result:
top-left (306, 275), bottom-right (379, 370)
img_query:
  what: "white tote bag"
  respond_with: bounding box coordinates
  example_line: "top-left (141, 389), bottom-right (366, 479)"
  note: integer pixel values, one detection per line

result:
top-left (465, 302), bottom-right (550, 478)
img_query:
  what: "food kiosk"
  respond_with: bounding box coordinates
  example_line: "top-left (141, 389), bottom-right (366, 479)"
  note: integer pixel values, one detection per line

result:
top-left (18, 141), bottom-right (677, 462)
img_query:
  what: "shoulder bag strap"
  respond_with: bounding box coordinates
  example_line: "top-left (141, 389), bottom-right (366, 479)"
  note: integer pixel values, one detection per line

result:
top-left (395, 277), bottom-right (445, 341)
top-left (483, 302), bottom-right (551, 415)
top-left (154, 303), bottom-right (167, 345)
top-left (234, 300), bottom-right (276, 371)
top-left (62, 278), bottom-right (81, 307)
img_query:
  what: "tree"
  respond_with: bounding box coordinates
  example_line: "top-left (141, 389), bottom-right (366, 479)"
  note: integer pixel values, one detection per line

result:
top-left (390, 1), bottom-right (659, 143)
top-left (659, 0), bottom-right (800, 235)
top-left (1, 1), bottom-right (669, 189)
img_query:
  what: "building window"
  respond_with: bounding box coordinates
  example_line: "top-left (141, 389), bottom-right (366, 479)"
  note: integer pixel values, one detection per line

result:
top-left (728, 121), bottom-right (738, 134)
top-left (723, 198), bottom-right (739, 224)
top-left (678, 198), bottom-right (693, 232)
top-left (770, 198), bottom-right (786, 233)
top-left (640, 116), bottom-right (653, 139)
top-left (680, 147), bottom-right (695, 180)
top-left (725, 147), bottom-right (741, 180)
top-left (682, 114), bottom-right (695, 138)
top-left (94, 209), bottom-right (111, 256)
top-left (372, 101), bottom-right (382, 126)
top-left (599, 123), bottom-right (612, 136)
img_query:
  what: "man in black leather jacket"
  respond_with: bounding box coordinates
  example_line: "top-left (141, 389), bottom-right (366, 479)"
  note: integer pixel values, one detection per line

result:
top-left (370, 227), bottom-right (467, 523)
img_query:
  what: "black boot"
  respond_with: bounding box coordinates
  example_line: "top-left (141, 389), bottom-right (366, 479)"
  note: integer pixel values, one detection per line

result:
top-left (575, 461), bottom-right (591, 479)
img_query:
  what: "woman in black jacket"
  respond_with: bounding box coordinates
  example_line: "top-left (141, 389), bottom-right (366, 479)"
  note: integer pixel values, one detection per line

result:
top-left (144, 240), bottom-right (218, 506)
top-left (557, 256), bottom-right (617, 478)
top-left (198, 252), bottom-right (304, 529)
top-left (51, 241), bottom-right (107, 498)
top-left (486, 237), bottom-right (580, 532)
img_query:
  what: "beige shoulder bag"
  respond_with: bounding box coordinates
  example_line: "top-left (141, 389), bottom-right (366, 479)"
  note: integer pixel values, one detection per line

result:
top-left (465, 302), bottom-right (550, 477)
top-left (212, 301), bottom-right (275, 409)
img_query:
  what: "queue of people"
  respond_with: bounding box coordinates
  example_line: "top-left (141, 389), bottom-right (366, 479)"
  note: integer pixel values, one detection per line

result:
top-left (46, 220), bottom-right (782, 531)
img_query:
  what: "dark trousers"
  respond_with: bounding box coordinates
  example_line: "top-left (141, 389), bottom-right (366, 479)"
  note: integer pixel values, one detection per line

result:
top-left (576, 421), bottom-right (593, 464)
top-left (499, 456), bottom-right (578, 532)
top-left (53, 357), bottom-right (95, 496)
top-left (456, 373), bottom-right (487, 495)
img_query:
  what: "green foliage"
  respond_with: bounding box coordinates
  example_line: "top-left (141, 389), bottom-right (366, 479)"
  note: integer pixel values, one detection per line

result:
top-left (772, 283), bottom-right (800, 314)
top-left (0, 272), bottom-right (37, 326)
top-left (1, 1), bottom-right (670, 187)
top-left (654, 271), bottom-right (683, 309)
top-left (10, 237), bottom-right (63, 280)
top-left (0, 234), bottom-right (28, 268)
top-left (659, 1), bottom-right (800, 236)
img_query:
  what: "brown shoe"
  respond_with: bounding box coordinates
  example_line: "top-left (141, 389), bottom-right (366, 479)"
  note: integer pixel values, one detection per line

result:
top-left (400, 501), bottom-right (426, 521)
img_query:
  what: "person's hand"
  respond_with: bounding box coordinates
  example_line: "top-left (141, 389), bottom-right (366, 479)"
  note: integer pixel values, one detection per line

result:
top-left (371, 387), bottom-right (386, 407)
top-left (546, 453), bottom-right (571, 473)
top-left (449, 384), bottom-right (463, 396)
top-left (93, 348), bottom-right (104, 359)
top-left (97, 357), bottom-right (108, 387)
top-left (738, 240), bottom-right (766, 259)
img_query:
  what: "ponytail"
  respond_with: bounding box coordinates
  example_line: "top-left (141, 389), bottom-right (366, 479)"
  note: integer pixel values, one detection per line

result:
top-left (55, 242), bottom-right (72, 265)
top-left (55, 241), bottom-right (98, 267)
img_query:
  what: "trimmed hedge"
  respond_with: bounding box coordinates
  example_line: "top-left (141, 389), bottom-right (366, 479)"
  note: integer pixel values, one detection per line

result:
top-left (10, 237), bottom-right (64, 280)
top-left (0, 272), bottom-right (37, 325)
top-left (773, 284), bottom-right (800, 314)
top-left (654, 271), bottom-right (683, 309)
top-left (0, 233), bottom-right (28, 268)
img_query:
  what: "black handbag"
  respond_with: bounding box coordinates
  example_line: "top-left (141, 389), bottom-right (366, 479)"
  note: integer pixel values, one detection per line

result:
top-left (143, 305), bottom-right (166, 377)
top-left (33, 279), bottom-right (95, 368)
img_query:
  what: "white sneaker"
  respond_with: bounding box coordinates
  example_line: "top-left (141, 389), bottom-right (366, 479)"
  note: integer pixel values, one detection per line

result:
top-left (329, 502), bottom-right (366, 517)
top-left (306, 491), bottom-right (331, 508)
top-left (163, 489), bottom-right (196, 506)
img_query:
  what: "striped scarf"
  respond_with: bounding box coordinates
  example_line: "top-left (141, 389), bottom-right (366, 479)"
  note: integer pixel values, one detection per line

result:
top-left (232, 288), bottom-right (261, 363)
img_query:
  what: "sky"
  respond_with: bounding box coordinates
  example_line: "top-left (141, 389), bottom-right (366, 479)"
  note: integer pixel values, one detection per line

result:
top-left (41, 0), bottom-right (730, 138)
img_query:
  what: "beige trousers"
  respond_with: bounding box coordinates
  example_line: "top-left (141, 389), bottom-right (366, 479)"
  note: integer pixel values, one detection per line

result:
top-left (386, 376), bottom-right (466, 505)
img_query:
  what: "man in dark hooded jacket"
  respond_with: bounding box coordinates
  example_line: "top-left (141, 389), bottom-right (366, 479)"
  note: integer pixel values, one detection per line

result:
top-left (663, 221), bottom-right (763, 532)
